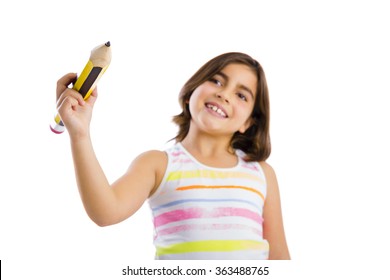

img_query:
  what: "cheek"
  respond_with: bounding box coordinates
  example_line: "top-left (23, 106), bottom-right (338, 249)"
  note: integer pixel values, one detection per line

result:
top-left (188, 91), bottom-right (201, 116)
top-left (188, 86), bottom-right (207, 109)
top-left (192, 83), bottom-right (214, 98)
top-left (236, 103), bottom-right (254, 120)
top-left (188, 91), bottom-right (197, 107)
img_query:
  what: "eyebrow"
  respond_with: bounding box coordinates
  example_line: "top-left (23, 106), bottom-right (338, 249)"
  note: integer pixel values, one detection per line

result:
top-left (216, 71), bottom-right (255, 99)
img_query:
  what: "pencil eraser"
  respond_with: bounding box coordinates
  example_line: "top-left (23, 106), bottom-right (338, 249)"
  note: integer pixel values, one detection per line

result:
top-left (50, 123), bottom-right (65, 134)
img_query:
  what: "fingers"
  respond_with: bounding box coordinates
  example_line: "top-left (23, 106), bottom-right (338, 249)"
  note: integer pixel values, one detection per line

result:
top-left (59, 95), bottom-right (81, 113)
top-left (57, 88), bottom-right (85, 110)
top-left (56, 74), bottom-right (99, 122)
top-left (56, 73), bottom-right (77, 100)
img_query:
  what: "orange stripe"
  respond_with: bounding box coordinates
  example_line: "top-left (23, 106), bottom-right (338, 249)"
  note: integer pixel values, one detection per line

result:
top-left (176, 185), bottom-right (265, 201)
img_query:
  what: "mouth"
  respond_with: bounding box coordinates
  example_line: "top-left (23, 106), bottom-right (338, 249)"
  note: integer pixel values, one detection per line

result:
top-left (205, 102), bottom-right (228, 118)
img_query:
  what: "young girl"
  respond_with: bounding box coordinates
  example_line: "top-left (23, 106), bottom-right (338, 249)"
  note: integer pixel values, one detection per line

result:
top-left (56, 52), bottom-right (290, 260)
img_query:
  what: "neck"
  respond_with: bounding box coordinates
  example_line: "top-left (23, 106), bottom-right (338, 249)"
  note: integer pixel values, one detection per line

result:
top-left (181, 123), bottom-right (235, 158)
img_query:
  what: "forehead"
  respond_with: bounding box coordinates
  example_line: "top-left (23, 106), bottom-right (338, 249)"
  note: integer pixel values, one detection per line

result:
top-left (218, 63), bottom-right (258, 94)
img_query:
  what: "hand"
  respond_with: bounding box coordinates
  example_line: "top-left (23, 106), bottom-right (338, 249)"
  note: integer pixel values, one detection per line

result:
top-left (56, 73), bottom-right (98, 139)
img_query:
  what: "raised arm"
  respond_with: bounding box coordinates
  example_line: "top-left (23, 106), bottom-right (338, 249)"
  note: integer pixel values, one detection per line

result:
top-left (56, 74), bottom-right (166, 226)
top-left (71, 142), bottom-right (166, 226)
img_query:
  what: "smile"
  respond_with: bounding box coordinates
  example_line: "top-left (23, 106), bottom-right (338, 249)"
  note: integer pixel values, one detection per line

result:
top-left (205, 103), bottom-right (228, 118)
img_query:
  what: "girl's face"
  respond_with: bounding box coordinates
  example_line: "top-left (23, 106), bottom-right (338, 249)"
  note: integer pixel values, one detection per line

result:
top-left (188, 63), bottom-right (257, 136)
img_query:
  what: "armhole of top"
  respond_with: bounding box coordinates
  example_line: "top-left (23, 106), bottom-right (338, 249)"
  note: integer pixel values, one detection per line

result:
top-left (148, 150), bottom-right (171, 201)
top-left (256, 162), bottom-right (268, 201)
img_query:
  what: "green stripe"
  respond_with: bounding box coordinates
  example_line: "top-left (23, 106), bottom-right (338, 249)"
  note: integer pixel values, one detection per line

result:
top-left (156, 240), bottom-right (268, 256)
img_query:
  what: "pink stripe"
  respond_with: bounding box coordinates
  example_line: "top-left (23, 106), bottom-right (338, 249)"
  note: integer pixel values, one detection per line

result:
top-left (171, 151), bottom-right (186, 157)
top-left (172, 158), bottom-right (193, 164)
top-left (154, 207), bottom-right (263, 227)
top-left (241, 163), bottom-right (259, 171)
top-left (157, 223), bottom-right (262, 237)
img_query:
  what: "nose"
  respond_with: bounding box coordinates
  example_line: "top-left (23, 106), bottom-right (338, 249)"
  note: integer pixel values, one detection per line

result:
top-left (216, 91), bottom-right (230, 104)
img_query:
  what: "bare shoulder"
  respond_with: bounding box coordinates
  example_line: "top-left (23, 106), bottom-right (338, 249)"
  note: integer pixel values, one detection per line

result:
top-left (259, 161), bottom-right (278, 187)
top-left (258, 161), bottom-right (280, 204)
top-left (258, 161), bottom-right (275, 174)
top-left (130, 150), bottom-right (168, 196)
top-left (133, 149), bottom-right (167, 164)
top-left (130, 149), bottom-right (168, 178)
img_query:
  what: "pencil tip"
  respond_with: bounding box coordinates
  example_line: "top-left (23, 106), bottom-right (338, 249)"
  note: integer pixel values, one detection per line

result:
top-left (105, 41), bottom-right (111, 47)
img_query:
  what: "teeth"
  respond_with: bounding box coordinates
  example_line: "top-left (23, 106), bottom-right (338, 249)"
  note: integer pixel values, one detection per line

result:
top-left (207, 104), bottom-right (226, 117)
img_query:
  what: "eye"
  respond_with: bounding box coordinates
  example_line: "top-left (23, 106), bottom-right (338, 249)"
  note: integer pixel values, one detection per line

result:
top-left (210, 78), bottom-right (222, 87)
top-left (237, 92), bottom-right (247, 101)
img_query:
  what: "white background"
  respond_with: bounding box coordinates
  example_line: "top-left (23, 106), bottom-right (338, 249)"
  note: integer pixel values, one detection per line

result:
top-left (0, 0), bottom-right (389, 279)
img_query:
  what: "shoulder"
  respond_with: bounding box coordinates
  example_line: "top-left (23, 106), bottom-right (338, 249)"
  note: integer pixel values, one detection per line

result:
top-left (131, 150), bottom-right (168, 171)
top-left (135, 149), bottom-right (167, 160)
top-left (258, 161), bottom-right (279, 197)
top-left (131, 150), bottom-right (168, 196)
top-left (258, 161), bottom-right (277, 183)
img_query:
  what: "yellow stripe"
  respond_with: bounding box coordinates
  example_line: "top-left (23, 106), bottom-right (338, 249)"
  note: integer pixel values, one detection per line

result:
top-left (72, 61), bottom-right (109, 101)
top-left (54, 114), bottom-right (62, 125)
top-left (167, 170), bottom-right (263, 183)
top-left (176, 185), bottom-right (265, 201)
top-left (73, 60), bottom-right (94, 92)
top-left (156, 240), bottom-right (268, 256)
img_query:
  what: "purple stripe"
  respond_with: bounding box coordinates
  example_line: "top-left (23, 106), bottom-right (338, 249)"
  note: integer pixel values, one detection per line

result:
top-left (154, 207), bottom-right (263, 227)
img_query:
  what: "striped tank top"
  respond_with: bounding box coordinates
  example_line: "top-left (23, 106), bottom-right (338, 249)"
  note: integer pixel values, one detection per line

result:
top-left (148, 143), bottom-right (269, 260)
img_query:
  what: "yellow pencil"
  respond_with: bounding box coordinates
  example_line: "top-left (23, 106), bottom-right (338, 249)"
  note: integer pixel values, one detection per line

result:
top-left (50, 41), bottom-right (112, 134)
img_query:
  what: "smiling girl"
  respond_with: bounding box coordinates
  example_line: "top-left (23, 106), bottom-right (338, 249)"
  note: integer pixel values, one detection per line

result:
top-left (56, 52), bottom-right (290, 260)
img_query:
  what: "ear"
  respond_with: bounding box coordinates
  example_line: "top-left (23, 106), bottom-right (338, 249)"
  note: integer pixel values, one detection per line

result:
top-left (238, 117), bottom-right (254, 134)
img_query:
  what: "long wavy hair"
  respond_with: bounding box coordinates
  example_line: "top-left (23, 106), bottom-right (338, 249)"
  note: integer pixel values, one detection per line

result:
top-left (172, 52), bottom-right (271, 162)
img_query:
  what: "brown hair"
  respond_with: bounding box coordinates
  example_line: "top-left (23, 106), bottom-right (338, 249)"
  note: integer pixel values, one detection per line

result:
top-left (172, 52), bottom-right (271, 162)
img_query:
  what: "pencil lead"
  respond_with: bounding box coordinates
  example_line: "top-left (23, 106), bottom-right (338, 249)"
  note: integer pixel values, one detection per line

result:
top-left (105, 41), bottom-right (111, 47)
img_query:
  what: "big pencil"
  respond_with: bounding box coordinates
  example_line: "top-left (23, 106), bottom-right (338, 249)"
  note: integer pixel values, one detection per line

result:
top-left (50, 41), bottom-right (112, 134)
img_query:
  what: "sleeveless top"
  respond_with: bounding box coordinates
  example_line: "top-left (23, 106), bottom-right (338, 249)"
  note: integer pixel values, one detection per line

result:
top-left (148, 143), bottom-right (269, 260)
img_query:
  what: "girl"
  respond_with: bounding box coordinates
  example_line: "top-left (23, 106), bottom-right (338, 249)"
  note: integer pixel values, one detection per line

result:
top-left (56, 52), bottom-right (290, 260)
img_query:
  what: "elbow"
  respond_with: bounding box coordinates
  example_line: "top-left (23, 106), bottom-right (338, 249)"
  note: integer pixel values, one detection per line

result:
top-left (84, 203), bottom-right (136, 227)
top-left (84, 204), bottom-right (120, 227)
top-left (94, 220), bottom-right (112, 227)
top-left (89, 213), bottom-right (117, 227)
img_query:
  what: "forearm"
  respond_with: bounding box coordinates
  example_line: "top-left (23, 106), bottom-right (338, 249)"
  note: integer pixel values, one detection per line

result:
top-left (70, 135), bottom-right (117, 226)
